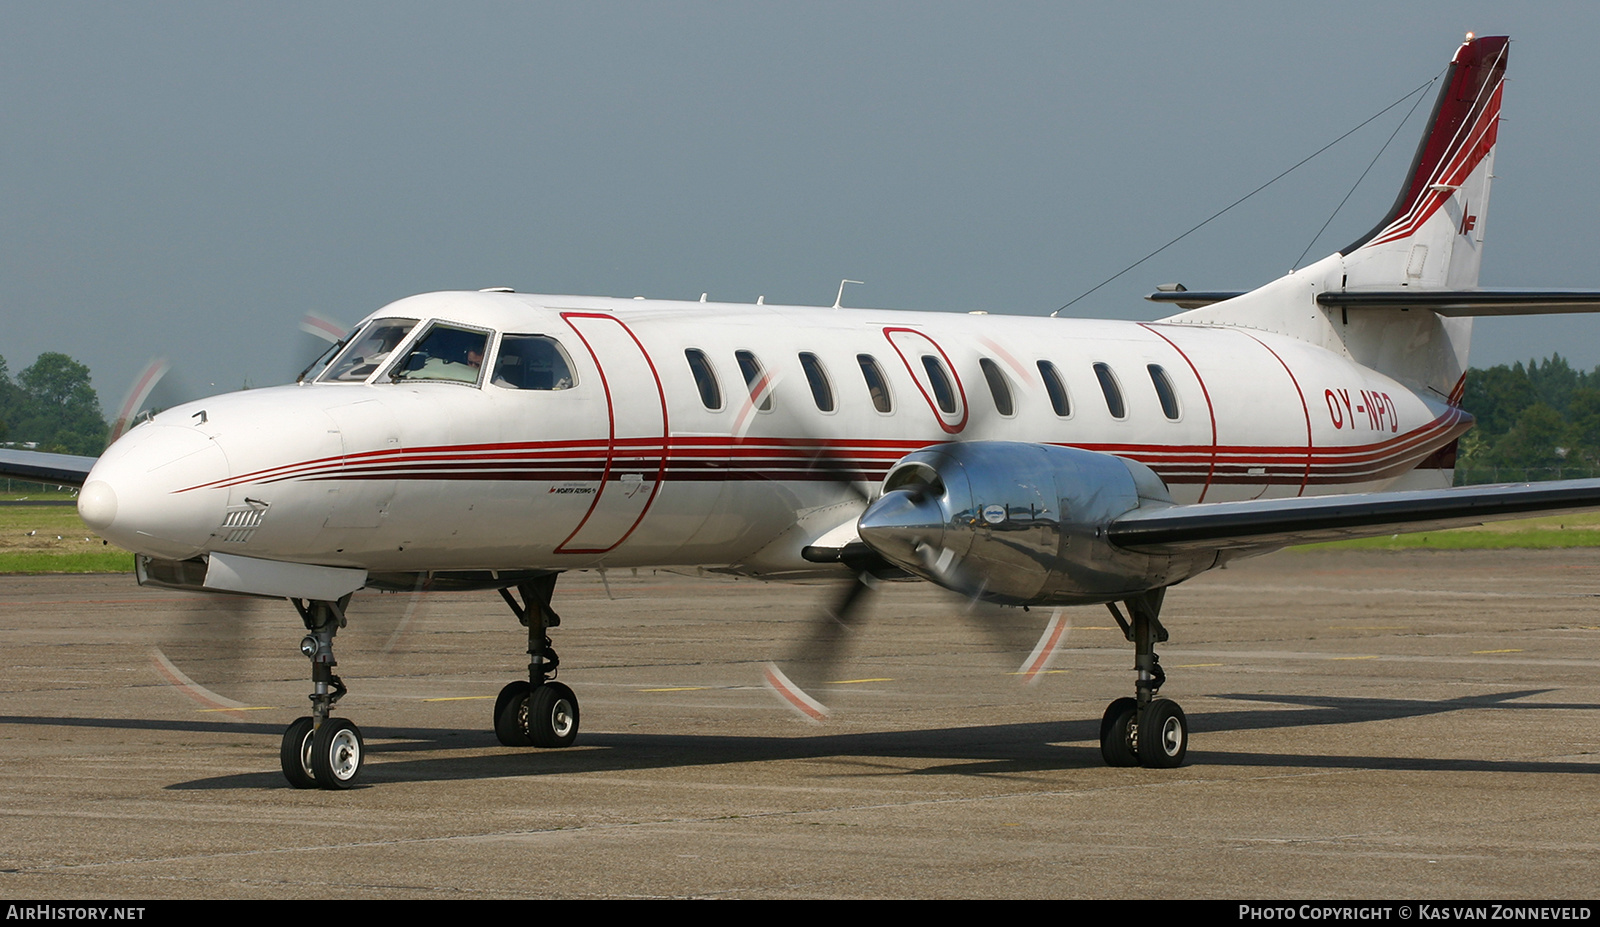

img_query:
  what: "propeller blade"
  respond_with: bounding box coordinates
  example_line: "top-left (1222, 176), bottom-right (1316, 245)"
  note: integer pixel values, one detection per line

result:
top-left (765, 571), bottom-right (877, 719)
top-left (108, 358), bottom-right (172, 444)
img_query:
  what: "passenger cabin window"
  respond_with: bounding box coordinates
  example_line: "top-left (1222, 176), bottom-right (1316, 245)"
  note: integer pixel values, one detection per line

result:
top-left (320, 318), bottom-right (419, 382)
top-left (1148, 364), bottom-right (1181, 420)
top-left (685, 349), bottom-right (722, 410)
top-left (858, 354), bottom-right (893, 413)
top-left (979, 358), bottom-right (1014, 417)
top-left (390, 323), bottom-right (490, 385)
top-left (1093, 362), bottom-right (1126, 419)
top-left (799, 352), bottom-right (835, 412)
top-left (1038, 360), bottom-right (1071, 417)
top-left (735, 349), bottom-right (773, 412)
top-left (921, 356), bottom-right (958, 414)
top-left (492, 335), bottom-right (576, 390)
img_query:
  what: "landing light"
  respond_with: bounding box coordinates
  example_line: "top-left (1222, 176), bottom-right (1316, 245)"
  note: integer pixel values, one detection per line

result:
top-left (300, 635), bottom-right (318, 659)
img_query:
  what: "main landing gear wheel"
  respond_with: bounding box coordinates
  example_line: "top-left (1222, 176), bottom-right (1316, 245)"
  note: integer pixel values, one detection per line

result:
top-left (529, 682), bottom-right (579, 748)
top-left (280, 716), bottom-right (317, 789)
top-left (309, 718), bottom-right (365, 789)
top-left (1136, 698), bottom-right (1187, 768)
top-left (495, 576), bottom-right (578, 749)
top-left (1099, 697), bottom-right (1139, 767)
top-left (1101, 588), bottom-right (1188, 769)
top-left (494, 681), bottom-right (532, 746)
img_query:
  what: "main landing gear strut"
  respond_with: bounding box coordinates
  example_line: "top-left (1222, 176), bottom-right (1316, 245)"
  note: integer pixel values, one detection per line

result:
top-left (1100, 587), bottom-right (1187, 768)
top-left (280, 596), bottom-right (366, 789)
top-left (493, 574), bottom-right (580, 749)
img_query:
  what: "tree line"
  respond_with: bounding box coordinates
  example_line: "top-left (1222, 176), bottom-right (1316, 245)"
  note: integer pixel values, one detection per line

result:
top-left (0, 348), bottom-right (1595, 482)
top-left (0, 353), bottom-right (108, 457)
top-left (1456, 354), bottom-right (1600, 484)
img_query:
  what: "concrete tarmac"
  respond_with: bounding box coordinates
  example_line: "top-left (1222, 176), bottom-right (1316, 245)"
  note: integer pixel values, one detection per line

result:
top-left (0, 549), bottom-right (1596, 899)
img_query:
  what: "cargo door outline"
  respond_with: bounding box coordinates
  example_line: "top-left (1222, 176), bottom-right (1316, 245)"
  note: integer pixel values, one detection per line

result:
top-left (555, 312), bottom-right (669, 554)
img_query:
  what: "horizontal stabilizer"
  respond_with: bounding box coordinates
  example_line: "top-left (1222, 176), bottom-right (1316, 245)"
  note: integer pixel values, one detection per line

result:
top-left (1108, 477), bottom-right (1600, 554)
top-left (0, 449), bottom-right (98, 487)
top-left (1144, 290), bottom-right (1245, 310)
top-left (1317, 289), bottom-right (1600, 316)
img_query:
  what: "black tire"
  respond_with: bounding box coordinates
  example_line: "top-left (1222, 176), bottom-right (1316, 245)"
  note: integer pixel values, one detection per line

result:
top-left (1100, 697), bottom-right (1139, 767)
top-left (528, 682), bottom-right (579, 748)
top-left (1136, 698), bottom-right (1187, 768)
top-left (280, 716), bottom-right (317, 789)
top-left (494, 681), bottom-right (532, 746)
top-left (310, 718), bottom-right (364, 789)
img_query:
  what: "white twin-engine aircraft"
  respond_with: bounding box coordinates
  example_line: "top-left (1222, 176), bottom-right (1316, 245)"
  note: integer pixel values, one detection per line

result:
top-left (8, 33), bottom-right (1600, 789)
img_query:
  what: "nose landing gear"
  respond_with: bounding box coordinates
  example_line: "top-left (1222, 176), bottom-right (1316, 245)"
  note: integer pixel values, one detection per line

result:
top-left (279, 596), bottom-right (366, 789)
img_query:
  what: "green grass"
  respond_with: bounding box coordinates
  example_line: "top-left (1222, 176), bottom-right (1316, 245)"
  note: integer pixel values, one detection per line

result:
top-left (0, 501), bottom-right (132, 574)
top-left (0, 550), bottom-right (133, 573)
top-left (1297, 510), bottom-right (1600, 551)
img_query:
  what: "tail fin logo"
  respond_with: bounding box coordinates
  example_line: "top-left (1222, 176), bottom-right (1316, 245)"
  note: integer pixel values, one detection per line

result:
top-left (1352, 35), bottom-right (1508, 253)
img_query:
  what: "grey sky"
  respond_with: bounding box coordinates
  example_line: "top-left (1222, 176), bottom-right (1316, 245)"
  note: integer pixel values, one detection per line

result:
top-left (3, 2), bottom-right (1597, 414)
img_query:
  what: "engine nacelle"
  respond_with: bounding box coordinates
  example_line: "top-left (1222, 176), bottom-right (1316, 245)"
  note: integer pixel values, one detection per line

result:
top-left (856, 442), bottom-right (1216, 606)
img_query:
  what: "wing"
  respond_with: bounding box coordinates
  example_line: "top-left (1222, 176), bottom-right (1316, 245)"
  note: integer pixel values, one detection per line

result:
top-left (0, 448), bottom-right (98, 487)
top-left (1108, 477), bottom-right (1600, 554)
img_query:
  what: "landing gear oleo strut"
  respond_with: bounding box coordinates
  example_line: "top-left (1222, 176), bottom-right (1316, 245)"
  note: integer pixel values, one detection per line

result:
top-left (1101, 587), bottom-right (1187, 769)
top-left (280, 596), bottom-right (365, 789)
top-left (494, 575), bottom-right (580, 749)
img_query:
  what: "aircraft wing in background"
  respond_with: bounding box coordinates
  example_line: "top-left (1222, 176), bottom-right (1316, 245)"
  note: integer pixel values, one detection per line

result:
top-left (1108, 477), bottom-right (1600, 554)
top-left (0, 449), bottom-right (97, 488)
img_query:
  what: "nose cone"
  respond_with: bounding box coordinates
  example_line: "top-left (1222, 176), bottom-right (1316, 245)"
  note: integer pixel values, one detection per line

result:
top-left (81, 423), bottom-right (230, 560)
top-left (856, 489), bottom-right (949, 573)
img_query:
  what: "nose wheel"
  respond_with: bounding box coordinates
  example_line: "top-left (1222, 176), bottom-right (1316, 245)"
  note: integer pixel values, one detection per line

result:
top-left (1100, 588), bottom-right (1188, 769)
top-left (280, 597), bottom-right (367, 789)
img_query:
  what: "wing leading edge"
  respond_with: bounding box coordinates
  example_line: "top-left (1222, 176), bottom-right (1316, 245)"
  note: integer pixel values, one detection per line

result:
top-left (1107, 478), bottom-right (1600, 554)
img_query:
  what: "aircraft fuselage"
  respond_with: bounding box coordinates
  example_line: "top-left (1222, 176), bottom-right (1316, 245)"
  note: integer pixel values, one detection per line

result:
top-left (80, 288), bottom-right (1470, 579)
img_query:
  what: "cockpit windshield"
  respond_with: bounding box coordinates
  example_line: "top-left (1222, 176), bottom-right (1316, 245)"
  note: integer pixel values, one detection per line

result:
top-left (319, 319), bottom-right (419, 382)
top-left (389, 323), bottom-right (491, 385)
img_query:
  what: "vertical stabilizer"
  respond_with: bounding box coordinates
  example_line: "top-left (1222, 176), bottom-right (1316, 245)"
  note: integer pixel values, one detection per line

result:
top-left (1340, 34), bottom-right (1507, 289)
top-left (1163, 36), bottom-right (1509, 487)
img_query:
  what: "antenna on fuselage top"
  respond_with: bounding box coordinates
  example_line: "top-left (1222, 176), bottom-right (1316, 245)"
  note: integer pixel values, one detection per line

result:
top-left (833, 279), bottom-right (865, 309)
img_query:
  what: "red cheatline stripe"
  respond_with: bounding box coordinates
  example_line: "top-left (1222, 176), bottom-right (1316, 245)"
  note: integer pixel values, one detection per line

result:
top-left (177, 406), bottom-right (1467, 492)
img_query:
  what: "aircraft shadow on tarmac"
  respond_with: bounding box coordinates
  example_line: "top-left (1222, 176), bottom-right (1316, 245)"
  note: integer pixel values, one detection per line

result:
top-left (2, 686), bottom-right (1596, 789)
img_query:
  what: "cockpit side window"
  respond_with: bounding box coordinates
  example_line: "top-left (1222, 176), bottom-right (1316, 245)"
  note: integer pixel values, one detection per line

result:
top-left (319, 318), bottom-right (419, 382)
top-left (389, 323), bottom-right (491, 385)
top-left (492, 335), bottom-right (576, 390)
